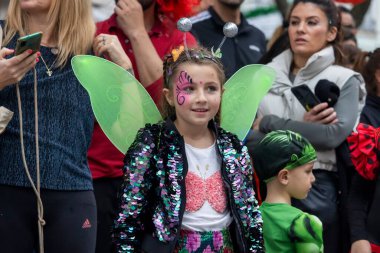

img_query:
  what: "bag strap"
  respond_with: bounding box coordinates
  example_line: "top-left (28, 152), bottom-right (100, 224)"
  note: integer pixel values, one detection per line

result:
top-left (0, 25), bottom-right (3, 48)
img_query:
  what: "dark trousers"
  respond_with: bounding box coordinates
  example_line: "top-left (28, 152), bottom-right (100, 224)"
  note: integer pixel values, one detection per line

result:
top-left (0, 184), bottom-right (97, 253)
top-left (93, 177), bottom-right (123, 253)
top-left (292, 170), bottom-right (340, 253)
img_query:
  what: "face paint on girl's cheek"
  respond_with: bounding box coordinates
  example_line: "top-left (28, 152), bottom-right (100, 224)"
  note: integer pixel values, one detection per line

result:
top-left (175, 70), bottom-right (193, 105)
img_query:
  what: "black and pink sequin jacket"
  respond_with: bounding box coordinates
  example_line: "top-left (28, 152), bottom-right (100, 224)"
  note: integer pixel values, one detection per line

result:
top-left (113, 120), bottom-right (264, 253)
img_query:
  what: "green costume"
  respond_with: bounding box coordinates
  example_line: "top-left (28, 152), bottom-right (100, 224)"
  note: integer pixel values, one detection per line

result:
top-left (260, 202), bottom-right (323, 253)
top-left (252, 130), bottom-right (323, 252)
top-left (252, 130), bottom-right (317, 182)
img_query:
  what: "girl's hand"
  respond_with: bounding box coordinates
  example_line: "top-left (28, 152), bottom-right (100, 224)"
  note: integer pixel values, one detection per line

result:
top-left (351, 240), bottom-right (371, 253)
top-left (0, 48), bottom-right (39, 90)
top-left (93, 34), bottom-right (132, 70)
top-left (303, 102), bottom-right (338, 125)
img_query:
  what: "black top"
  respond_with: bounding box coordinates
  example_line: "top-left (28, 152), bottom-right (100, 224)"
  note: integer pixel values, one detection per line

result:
top-left (348, 95), bottom-right (380, 245)
top-left (190, 7), bottom-right (266, 79)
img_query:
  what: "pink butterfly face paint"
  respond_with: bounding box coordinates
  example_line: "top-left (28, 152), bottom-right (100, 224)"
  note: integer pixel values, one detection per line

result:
top-left (176, 70), bottom-right (193, 105)
top-left (171, 63), bottom-right (222, 132)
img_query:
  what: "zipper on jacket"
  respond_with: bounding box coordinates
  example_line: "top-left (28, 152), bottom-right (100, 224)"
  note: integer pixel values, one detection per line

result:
top-left (212, 125), bottom-right (248, 252)
top-left (220, 159), bottom-right (248, 252)
top-left (174, 132), bottom-right (188, 248)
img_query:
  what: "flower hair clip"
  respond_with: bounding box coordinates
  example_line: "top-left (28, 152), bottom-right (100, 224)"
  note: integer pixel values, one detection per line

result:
top-left (171, 45), bottom-right (185, 62)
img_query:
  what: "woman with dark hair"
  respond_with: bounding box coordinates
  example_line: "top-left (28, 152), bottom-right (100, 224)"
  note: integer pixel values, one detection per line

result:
top-left (248, 0), bottom-right (366, 252)
top-left (348, 48), bottom-right (380, 253)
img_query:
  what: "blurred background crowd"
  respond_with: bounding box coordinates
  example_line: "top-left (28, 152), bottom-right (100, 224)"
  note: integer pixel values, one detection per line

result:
top-left (2, 0), bottom-right (376, 49)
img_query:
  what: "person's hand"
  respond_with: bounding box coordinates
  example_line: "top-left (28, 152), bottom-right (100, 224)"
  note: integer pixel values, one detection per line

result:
top-left (0, 48), bottom-right (39, 90)
top-left (253, 116), bottom-right (263, 130)
top-left (351, 240), bottom-right (371, 253)
top-left (303, 102), bottom-right (338, 125)
top-left (115, 0), bottom-right (146, 39)
top-left (93, 34), bottom-right (132, 70)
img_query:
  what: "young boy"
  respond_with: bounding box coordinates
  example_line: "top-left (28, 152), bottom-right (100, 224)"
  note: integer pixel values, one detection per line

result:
top-left (251, 130), bottom-right (323, 253)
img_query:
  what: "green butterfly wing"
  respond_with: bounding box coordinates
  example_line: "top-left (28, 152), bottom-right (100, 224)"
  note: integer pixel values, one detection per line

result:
top-left (221, 64), bottom-right (276, 140)
top-left (71, 55), bottom-right (162, 154)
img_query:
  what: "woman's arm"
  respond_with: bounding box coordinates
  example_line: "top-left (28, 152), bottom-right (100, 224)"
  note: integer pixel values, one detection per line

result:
top-left (350, 240), bottom-right (372, 253)
top-left (114, 0), bottom-right (162, 87)
top-left (259, 76), bottom-right (360, 150)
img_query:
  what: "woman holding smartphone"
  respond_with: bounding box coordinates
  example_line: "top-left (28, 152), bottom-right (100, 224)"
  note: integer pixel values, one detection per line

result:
top-left (247, 1), bottom-right (365, 252)
top-left (0, 0), bottom-right (129, 252)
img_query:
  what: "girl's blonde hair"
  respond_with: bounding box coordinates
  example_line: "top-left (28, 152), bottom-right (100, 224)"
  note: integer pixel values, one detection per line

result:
top-left (161, 47), bottom-right (225, 123)
top-left (3, 0), bottom-right (95, 67)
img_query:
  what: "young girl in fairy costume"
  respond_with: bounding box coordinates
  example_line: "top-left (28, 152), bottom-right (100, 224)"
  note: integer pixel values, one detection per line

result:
top-left (112, 47), bottom-right (264, 253)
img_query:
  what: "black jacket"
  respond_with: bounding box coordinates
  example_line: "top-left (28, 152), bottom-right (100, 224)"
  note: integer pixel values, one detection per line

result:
top-left (190, 7), bottom-right (266, 79)
top-left (348, 95), bottom-right (380, 245)
top-left (113, 120), bottom-right (264, 252)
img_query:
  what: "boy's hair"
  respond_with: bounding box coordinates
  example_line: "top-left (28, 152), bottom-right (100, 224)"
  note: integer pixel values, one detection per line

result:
top-left (251, 130), bottom-right (317, 182)
top-left (161, 47), bottom-right (225, 122)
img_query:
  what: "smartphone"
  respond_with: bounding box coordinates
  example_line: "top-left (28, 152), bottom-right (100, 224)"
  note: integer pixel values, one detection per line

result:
top-left (291, 84), bottom-right (321, 112)
top-left (15, 32), bottom-right (42, 55)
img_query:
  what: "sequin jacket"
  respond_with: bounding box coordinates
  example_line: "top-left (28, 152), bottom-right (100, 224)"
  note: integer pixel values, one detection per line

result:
top-left (113, 120), bottom-right (264, 253)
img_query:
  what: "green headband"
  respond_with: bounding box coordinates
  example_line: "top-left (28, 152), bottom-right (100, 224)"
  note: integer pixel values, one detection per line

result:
top-left (251, 130), bottom-right (317, 182)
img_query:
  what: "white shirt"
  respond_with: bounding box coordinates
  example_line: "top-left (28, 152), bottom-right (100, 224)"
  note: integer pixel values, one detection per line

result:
top-left (182, 142), bottom-right (233, 231)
